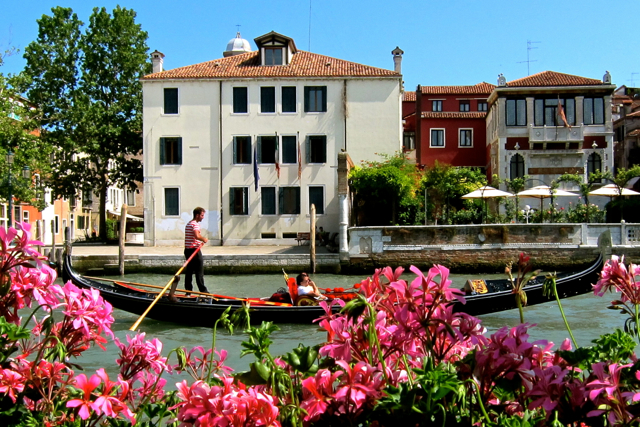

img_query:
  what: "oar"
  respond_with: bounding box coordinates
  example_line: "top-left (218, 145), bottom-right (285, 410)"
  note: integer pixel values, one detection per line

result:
top-left (129, 244), bottom-right (203, 331)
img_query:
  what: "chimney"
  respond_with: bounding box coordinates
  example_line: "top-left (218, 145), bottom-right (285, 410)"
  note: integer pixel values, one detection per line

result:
top-left (151, 50), bottom-right (165, 73)
top-left (391, 46), bottom-right (404, 74)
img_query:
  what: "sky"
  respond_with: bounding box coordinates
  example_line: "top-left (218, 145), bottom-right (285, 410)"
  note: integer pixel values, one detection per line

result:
top-left (2, 1), bottom-right (640, 91)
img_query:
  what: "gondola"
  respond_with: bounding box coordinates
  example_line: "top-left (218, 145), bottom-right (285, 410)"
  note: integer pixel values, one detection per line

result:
top-left (62, 247), bottom-right (605, 326)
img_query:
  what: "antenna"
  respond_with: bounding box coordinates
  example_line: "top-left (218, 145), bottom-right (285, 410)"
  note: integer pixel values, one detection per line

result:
top-left (628, 72), bottom-right (639, 87)
top-left (308, 0), bottom-right (312, 51)
top-left (517, 40), bottom-right (541, 76)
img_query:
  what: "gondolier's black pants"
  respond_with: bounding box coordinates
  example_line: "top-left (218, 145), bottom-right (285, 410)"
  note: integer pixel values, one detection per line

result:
top-left (184, 248), bottom-right (208, 293)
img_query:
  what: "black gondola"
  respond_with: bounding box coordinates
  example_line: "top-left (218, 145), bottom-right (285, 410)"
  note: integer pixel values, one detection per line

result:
top-left (62, 244), bottom-right (605, 326)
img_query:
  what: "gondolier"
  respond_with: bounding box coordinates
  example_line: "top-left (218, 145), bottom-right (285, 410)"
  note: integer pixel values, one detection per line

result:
top-left (184, 207), bottom-right (208, 293)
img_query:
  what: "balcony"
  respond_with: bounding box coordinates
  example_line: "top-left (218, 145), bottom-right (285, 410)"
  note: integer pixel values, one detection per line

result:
top-left (528, 124), bottom-right (583, 145)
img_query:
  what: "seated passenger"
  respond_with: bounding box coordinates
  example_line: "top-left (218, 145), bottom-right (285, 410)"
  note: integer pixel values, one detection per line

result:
top-left (296, 272), bottom-right (325, 299)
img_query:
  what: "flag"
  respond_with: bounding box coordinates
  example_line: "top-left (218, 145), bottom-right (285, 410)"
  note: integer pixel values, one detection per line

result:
top-left (275, 132), bottom-right (280, 179)
top-left (297, 131), bottom-right (302, 181)
top-left (557, 97), bottom-right (570, 128)
top-left (253, 142), bottom-right (260, 192)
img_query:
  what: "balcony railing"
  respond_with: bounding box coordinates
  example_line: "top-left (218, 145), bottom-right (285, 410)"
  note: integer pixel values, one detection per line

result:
top-left (529, 124), bottom-right (583, 143)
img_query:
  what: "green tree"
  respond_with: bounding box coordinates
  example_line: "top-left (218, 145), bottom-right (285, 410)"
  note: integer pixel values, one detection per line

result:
top-left (21, 6), bottom-right (149, 240)
top-left (606, 165), bottom-right (640, 221)
top-left (422, 162), bottom-right (486, 224)
top-left (557, 171), bottom-right (604, 223)
top-left (499, 174), bottom-right (528, 222)
top-left (349, 153), bottom-right (422, 226)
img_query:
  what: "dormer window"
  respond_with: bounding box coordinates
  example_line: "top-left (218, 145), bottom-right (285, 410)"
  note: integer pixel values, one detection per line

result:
top-left (265, 48), bottom-right (283, 65)
top-left (254, 31), bottom-right (297, 67)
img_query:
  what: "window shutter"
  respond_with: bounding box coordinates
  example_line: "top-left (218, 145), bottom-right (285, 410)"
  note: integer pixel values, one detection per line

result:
top-left (242, 188), bottom-right (248, 215)
top-left (321, 137), bottom-right (327, 163)
top-left (295, 188), bottom-right (300, 214)
top-left (279, 187), bottom-right (284, 214)
top-left (304, 87), bottom-right (310, 112)
top-left (160, 138), bottom-right (166, 164)
top-left (306, 137), bottom-right (310, 163)
top-left (230, 189), bottom-right (235, 214)
top-left (321, 87), bottom-right (327, 112)
top-left (257, 137), bottom-right (262, 163)
top-left (233, 137), bottom-right (238, 163)
top-left (176, 138), bottom-right (182, 164)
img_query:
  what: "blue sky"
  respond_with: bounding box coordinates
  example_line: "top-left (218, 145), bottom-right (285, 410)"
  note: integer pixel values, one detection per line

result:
top-left (2, 1), bottom-right (640, 90)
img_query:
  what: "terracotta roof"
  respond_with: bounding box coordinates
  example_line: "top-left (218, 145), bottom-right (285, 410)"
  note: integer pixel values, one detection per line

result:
top-left (627, 110), bottom-right (640, 118)
top-left (506, 71), bottom-right (603, 87)
top-left (403, 91), bottom-right (416, 101)
top-left (142, 50), bottom-right (400, 80)
top-left (419, 82), bottom-right (495, 95)
top-left (421, 112), bottom-right (487, 119)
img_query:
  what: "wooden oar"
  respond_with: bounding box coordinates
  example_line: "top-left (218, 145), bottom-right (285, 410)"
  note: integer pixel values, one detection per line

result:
top-left (129, 245), bottom-right (203, 331)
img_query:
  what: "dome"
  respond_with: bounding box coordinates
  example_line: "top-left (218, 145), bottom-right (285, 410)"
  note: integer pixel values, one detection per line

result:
top-left (224, 32), bottom-right (252, 57)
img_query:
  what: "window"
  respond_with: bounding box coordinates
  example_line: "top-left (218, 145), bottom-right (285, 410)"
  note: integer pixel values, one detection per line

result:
top-left (261, 187), bottom-right (276, 215)
top-left (258, 136), bottom-right (277, 164)
top-left (403, 132), bottom-right (415, 150)
top-left (430, 129), bottom-right (444, 147)
top-left (54, 215), bottom-right (60, 234)
top-left (160, 137), bottom-right (182, 165)
top-left (82, 190), bottom-right (93, 206)
top-left (22, 210), bottom-right (29, 223)
top-left (534, 98), bottom-right (575, 126)
top-left (279, 187), bottom-right (300, 214)
top-left (584, 97), bottom-right (604, 125)
top-left (459, 129), bottom-right (472, 147)
top-left (260, 87), bottom-right (276, 113)
top-left (304, 86), bottom-right (327, 112)
top-left (309, 186), bottom-right (324, 215)
top-left (126, 190), bottom-right (136, 207)
top-left (264, 48), bottom-right (283, 65)
top-left (230, 187), bottom-right (249, 215)
top-left (432, 100), bottom-right (442, 112)
top-left (459, 101), bottom-right (470, 112)
top-left (164, 188), bottom-right (179, 216)
top-left (282, 87), bottom-right (296, 113)
top-left (510, 154), bottom-right (525, 179)
top-left (478, 101), bottom-right (488, 112)
top-left (233, 87), bottom-right (248, 113)
top-left (164, 88), bottom-right (178, 114)
top-left (78, 215), bottom-right (86, 230)
top-left (307, 135), bottom-right (327, 163)
top-left (587, 153), bottom-right (602, 178)
top-left (0, 205), bottom-right (5, 230)
top-left (282, 136), bottom-right (297, 163)
top-left (506, 99), bottom-right (527, 126)
top-left (233, 136), bottom-right (252, 164)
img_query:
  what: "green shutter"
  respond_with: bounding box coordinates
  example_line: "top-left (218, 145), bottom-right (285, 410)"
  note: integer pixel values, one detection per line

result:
top-left (243, 188), bottom-right (248, 215)
top-left (229, 188), bottom-right (235, 215)
top-left (257, 136), bottom-right (262, 163)
top-left (304, 87), bottom-right (310, 112)
top-left (306, 137), bottom-right (310, 164)
top-left (160, 138), bottom-right (166, 164)
top-left (321, 136), bottom-right (326, 163)
top-left (295, 187), bottom-right (300, 214)
top-left (177, 138), bottom-right (182, 164)
top-left (279, 187), bottom-right (284, 214)
top-left (321, 87), bottom-right (327, 112)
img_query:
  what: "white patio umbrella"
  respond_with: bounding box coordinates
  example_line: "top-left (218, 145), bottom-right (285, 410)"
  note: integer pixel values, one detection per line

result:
top-left (461, 185), bottom-right (513, 223)
top-left (588, 184), bottom-right (640, 197)
top-left (516, 185), bottom-right (578, 216)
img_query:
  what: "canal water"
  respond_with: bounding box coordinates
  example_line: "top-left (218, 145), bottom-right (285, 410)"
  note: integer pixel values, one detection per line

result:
top-left (76, 270), bottom-right (626, 385)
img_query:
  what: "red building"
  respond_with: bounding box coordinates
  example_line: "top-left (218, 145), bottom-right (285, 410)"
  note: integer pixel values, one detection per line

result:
top-left (403, 83), bottom-right (495, 171)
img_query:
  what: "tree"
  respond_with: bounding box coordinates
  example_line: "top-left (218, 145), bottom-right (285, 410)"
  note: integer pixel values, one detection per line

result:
top-left (422, 162), bottom-right (486, 224)
top-left (500, 175), bottom-right (528, 222)
top-left (0, 49), bottom-right (51, 213)
top-left (22, 6), bottom-right (149, 240)
top-left (557, 171), bottom-right (605, 223)
top-left (349, 153), bottom-right (422, 226)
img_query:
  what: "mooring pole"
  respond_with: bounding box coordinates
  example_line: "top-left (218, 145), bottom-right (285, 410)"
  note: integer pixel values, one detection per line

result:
top-left (310, 204), bottom-right (316, 273)
top-left (119, 204), bottom-right (128, 276)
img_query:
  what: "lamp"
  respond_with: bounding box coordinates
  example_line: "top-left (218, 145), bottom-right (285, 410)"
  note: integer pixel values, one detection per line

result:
top-left (592, 141), bottom-right (598, 150)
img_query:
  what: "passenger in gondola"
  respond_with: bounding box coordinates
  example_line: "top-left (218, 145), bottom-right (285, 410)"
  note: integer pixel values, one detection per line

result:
top-left (296, 272), bottom-right (326, 299)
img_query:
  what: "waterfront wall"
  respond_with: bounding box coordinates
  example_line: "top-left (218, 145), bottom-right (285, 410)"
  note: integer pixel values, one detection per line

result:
top-left (346, 223), bottom-right (640, 273)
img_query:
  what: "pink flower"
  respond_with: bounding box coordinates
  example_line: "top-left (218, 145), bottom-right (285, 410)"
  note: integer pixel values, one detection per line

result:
top-left (67, 373), bottom-right (101, 420)
top-left (0, 368), bottom-right (25, 403)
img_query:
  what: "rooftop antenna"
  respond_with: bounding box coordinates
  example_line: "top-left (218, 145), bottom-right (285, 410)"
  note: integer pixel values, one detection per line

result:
top-left (236, 24), bottom-right (241, 35)
top-left (517, 40), bottom-right (540, 76)
top-left (308, 0), bottom-right (312, 51)
top-left (628, 72), bottom-right (639, 87)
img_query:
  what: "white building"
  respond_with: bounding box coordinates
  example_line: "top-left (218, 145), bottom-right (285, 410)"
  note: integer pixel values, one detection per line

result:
top-left (142, 31), bottom-right (402, 246)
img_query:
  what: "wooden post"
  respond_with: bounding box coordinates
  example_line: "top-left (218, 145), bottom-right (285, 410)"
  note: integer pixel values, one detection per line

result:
top-left (310, 204), bottom-right (316, 273)
top-left (36, 220), bottom-right (42, 254)
top-left (119, 204), bottom-right (128, 276)
top-left (50, 220), bottom-right (56, 264)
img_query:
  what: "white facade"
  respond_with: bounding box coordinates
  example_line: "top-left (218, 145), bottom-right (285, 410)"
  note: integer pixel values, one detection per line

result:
top-left (142, 32), bottom-right (402, 246)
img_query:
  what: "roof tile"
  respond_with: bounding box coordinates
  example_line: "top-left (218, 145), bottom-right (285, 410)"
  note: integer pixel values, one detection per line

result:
top-left (506, 71), bottom-right (603, 87)
top-left (403, 91), bottom-right (416, 101)
top-left (421, 112), bottom-right (487, 119)
top-left (143, 50), bottom-right (400, 80)
top-left (419, 82), bottom-right (495, 95)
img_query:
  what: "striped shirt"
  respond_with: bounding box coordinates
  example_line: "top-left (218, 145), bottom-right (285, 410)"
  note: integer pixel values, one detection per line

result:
top-left (185, 220), bottom-right (200, 248)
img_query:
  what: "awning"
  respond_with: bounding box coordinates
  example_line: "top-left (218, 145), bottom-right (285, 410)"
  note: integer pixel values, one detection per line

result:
top-left (107, 210), bottom-right (144, 222)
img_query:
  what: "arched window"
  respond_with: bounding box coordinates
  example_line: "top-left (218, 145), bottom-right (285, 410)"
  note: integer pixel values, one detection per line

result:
top-left (587, 152), bottom-right (601, 178)
top-left (510, 154), bottom-right (525, 179)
